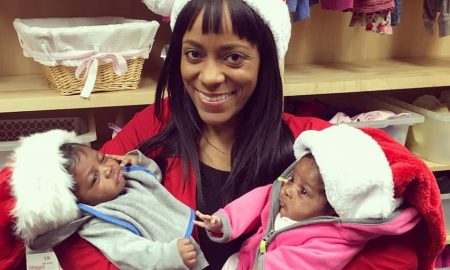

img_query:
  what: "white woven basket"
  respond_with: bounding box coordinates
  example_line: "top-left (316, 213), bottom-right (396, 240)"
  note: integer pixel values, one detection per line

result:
top-left (13, 17), bottom-right (160, 98)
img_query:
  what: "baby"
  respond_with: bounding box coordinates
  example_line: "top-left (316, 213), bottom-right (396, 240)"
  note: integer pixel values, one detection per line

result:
top-left (195, 124), bottom-right (420, 270)
top-left (8, 129), bottom-right (208, 270)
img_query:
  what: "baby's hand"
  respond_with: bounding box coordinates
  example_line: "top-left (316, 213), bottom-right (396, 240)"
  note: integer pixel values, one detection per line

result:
top-left (177, 238), bottom-right (197, 268)
top-left (194, 210), bottom-right (223, 233)
top-left (106, 154), bottom-right (139, 167)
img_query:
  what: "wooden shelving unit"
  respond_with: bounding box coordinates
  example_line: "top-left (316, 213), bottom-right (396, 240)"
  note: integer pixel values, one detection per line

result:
top-left (283, 57), bottom-right (450, 96)
top-left (1, 68), bottom-right (449, 171)
top-left (4, 57), bottom-right (450, 113)
top-left (0, 74), bottom-right (157, 113)
top-left (422, 158), bottom-right (450, 172)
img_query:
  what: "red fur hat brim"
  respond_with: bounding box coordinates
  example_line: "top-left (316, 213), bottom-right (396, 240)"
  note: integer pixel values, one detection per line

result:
top-left (0, 166), bottom-right (24, 269)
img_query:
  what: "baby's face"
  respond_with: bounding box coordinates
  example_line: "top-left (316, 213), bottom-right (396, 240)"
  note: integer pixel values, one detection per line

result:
top-left (279, 156), bottom-right (328, 221)
top-left (71, 146), bottom-right (126, 205)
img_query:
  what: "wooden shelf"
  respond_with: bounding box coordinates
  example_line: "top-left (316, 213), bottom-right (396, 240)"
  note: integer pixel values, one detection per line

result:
top-left (284, 57), bottom-right (450, 96)
top-left (0, 74), bottom-right (157, 113)
top-left (1, 61), bottom-right (449, 173)
top-left (4, 57), bottom-right (450, 112)
top-left (421, 158), bottom-right (450, 172)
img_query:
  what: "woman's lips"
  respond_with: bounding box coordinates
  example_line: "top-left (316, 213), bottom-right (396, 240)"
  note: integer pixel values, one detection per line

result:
top-left (195, 88), bottom-right (235, 104)
top-left (199, 91), bottom-right (233, 102)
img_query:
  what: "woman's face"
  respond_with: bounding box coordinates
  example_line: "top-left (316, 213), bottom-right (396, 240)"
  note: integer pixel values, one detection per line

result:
top-left (279, 157), bottom-right (329, 221)
top-left (180, 8), bottom-right (260, 127)
top-left (71, 146), bottom-right (126, 206)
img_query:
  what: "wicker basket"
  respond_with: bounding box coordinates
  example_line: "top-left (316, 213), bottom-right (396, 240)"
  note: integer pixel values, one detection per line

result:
top-left (41, 58), bottom-right (144, 96)
top-left (13, 17), bottom-right (159, 97)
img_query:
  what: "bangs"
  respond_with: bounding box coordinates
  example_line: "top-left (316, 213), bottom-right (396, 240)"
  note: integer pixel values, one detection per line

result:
top-left (185, 0), bottom-right (262, 46)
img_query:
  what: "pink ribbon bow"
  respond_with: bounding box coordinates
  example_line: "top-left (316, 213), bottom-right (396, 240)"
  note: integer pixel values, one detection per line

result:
top-left (75, 53), bottom-right (128, 98)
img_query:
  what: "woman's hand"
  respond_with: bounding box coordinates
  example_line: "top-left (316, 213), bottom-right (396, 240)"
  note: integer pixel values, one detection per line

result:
top-left (106, 154), bottom-right (139, 167)
top-left (177, 238), bottom-right (197, 268)
top-left (194, 210), bottom-right (223, 233)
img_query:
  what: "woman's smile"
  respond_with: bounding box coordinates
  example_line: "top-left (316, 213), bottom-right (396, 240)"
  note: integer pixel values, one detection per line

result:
top-left (196, 88), bottom-right (235, 104)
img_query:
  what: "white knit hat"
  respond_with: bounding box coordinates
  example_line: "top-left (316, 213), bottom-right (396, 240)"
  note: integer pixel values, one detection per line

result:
top-left (142, 0), bottom-right (175, 17)
top-left (293, 125), bottom-right (400, 219)
top-left (142, 0), bottom-right (291, 60)
top-left (9, 129), bottom-right (81, 244)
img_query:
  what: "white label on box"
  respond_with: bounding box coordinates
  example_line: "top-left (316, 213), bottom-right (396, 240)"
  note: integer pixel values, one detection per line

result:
top-left (26, 250), bottom-right (62, 270)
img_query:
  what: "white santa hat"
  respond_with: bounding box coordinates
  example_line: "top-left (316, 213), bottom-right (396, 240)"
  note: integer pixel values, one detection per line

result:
top-left (9, 129), bottom-right (81, 244)
top-left (293, 124), bottom-right (401, 219)
top-left (142, 0), bottom-right (175, 17)
top-left (141, 0), bottom-right (291, 60)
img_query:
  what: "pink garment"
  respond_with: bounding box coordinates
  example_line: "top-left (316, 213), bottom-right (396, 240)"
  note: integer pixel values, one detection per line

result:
top-left (320, 0), bottom-right (354, 10)
top-left (329, 112), bottom-right (352, 123)
top-left (210, 184), bottom-right (420, 270)
top-left (329, 110), bottom-right (409, 124)
top-left (350, 10), bottom-right (394, 35)
top-left (351, 0), bottom-right (395, 13)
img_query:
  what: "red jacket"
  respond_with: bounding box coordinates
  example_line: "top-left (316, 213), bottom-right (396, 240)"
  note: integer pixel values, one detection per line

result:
top-left (54, 102), bottom-right (444, 270)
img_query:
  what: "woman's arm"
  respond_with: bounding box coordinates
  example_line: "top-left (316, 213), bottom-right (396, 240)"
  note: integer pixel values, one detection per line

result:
top-left (343, 232), bottom-right (418, 270)
top-left (54, 233), bottom-right (119, 270)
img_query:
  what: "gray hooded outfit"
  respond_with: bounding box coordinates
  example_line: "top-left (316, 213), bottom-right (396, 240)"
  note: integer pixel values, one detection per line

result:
top-left (30, 150), bottom-right (208, 270)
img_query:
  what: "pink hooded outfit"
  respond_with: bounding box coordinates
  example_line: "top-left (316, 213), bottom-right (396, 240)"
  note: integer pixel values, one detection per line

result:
top-left (206, 125), bottom-right (422, 270)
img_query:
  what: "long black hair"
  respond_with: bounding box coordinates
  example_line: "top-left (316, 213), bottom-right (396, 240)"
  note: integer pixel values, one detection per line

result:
top-left (139, 0), bottom-right (295, 203)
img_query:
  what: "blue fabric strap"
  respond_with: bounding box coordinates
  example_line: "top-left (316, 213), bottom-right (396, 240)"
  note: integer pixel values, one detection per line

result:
top-left (77, 203), bottom-right (142, 237)
top-left (121, 164), bottom-right (155, 177)
top-left (184, 209), bottom-right (195, 239)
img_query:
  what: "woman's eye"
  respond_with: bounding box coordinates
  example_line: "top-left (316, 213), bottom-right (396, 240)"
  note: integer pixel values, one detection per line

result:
top-left (225, 53), bottom-right (244, 65)
top-left (185, 50), bottom-right (202, 60)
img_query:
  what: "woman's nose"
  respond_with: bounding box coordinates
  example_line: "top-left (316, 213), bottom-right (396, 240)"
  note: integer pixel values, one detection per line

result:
top-left (199, 59), bottom-right (225, 87)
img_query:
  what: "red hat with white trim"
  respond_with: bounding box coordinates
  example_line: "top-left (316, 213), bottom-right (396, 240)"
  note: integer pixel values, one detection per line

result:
top-left (0, 129), bottom-right (81, 268)
top-left (293, 124), bottom-right (402, 219)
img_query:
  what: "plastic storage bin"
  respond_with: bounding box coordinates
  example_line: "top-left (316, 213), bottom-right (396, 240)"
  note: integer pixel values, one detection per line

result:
top-left (441, 193), bottom-right (450, 233)
top-left (13, 17), bottom-right (160, 98)
top-left (0, 112), bottom-right (96, 167)
top-left (378, 94), bottom-right (450, 164)
top-left (294, 93), bottom-right (424, 145)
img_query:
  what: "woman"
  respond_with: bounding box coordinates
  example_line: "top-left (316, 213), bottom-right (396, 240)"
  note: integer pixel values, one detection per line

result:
top-left (54, 0), bottom-right (443, 268)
